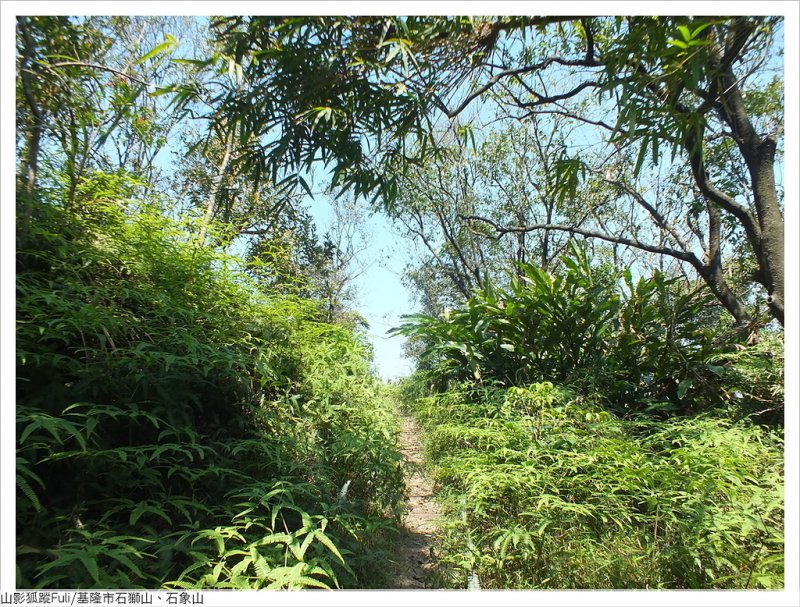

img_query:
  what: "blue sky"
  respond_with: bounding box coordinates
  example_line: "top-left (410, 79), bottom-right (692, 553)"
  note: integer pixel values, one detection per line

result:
top-left (305, 192), bottom-right (416, 381)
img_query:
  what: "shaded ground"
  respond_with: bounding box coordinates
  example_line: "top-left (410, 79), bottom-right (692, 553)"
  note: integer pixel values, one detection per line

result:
top-left (391, 412), bottom-right (442, 589)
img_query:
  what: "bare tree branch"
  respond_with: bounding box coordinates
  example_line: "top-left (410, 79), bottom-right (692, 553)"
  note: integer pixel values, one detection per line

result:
top-left (513, 79), bottom-right (603, 108)
top-left (521, 108), bottom-right (618, 132)
top-left (402, 211), bottom-right (472, 298)
top-left (602, 177), bottom-right (697, 256)
top-left (459, 214), bottom-right (705, 269)
top-left (46, 61), bottom-right (153, 87)
top-left (440, 55), bottom-right (601, 118)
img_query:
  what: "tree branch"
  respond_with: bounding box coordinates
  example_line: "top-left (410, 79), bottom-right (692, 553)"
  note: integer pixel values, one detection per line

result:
top-left (700, 199), bottom-right (751, 324)
top-left (459, 214), bottom-right (705, 269)
top-left (442, 55), bottom-right (601, 118)
top-left (602, 177), bottom-right (696, 256)
top-left (685, 129), bottom-right (761, 247)
top-left (720, 17), bottom-right (758, 72)
top-left (403, 211), bottom-right (472, 298)
top-left (513, 78), bottom-right (603, 108)
top-left (581, 18), bottom-right (596, 65)
top-left (46, 61), bottom-right (153, 87)
top-left (520, 108), bottom-right (618, 132)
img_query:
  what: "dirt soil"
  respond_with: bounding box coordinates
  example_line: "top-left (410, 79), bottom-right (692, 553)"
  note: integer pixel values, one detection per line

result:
top-left (391, 412), bottom-right (442, 589)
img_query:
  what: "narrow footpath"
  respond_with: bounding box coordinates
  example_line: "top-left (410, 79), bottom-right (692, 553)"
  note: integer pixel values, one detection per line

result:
top-left (392, 412), bottom-right (442, 589)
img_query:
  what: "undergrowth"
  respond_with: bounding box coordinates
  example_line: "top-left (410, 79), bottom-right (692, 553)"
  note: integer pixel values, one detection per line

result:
top-left (16, 176), bottom-right (404, 589)
top-left (399, 379), bottom-right (783, 589)
top-left (394, 248), bottom-right (784, 589)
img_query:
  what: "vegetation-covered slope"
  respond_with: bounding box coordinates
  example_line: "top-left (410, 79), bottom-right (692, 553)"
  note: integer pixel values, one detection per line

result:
top-left (16, 176), bottom-right (405, 589)
top-left (399, 381), bottom-right (783, 589)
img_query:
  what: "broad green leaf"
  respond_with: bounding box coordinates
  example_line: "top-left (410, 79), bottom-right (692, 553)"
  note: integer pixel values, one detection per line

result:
top-left (134, 34), bottom-right (177, 65)
top-left (691, 22), bottom-right (714, 38)
top-left (677, 378), bottom-right (693, 399)
top-left (80, 555), bottom-right (100, 585)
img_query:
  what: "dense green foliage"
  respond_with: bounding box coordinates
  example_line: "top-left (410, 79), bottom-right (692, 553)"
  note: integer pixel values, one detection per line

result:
top-left (16, 173), bottom-right (405, 589)
top-left (187, 16), bottom-right (784, 326)
top-left (393, 245), bottom-right (784, 422)
top-left (399, 380), bottom-right (783, 589)
top-left (394, 245), bottom-right (784, 589)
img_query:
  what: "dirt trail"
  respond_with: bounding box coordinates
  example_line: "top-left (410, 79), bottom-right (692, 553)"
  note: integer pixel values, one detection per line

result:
top-left (392, 412), bottom-right (442, 589)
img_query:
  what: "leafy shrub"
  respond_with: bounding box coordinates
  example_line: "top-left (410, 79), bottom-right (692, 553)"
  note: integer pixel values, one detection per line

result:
top-left (608, 269), bottom-right (732, 416)
top-left (393, 244), bottom-right (765, 418)
top-left (709, 329), bottom-right (784, 425)
top-left (392, 244), bottom-right (619, 388)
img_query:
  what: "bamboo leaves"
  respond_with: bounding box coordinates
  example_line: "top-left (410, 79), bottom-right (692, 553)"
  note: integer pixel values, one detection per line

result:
top-left (16, 171), bottom-right (405, 589)
top-left (401, 380), bottom-right (783, 589)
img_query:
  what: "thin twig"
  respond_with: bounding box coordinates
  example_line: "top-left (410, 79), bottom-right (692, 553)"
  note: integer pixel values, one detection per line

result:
top-left (46, 61), bottom-right (153, 87)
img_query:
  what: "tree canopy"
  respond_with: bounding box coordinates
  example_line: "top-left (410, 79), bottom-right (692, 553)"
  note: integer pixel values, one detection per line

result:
top-left (174, 16), bottom-right (783, 326)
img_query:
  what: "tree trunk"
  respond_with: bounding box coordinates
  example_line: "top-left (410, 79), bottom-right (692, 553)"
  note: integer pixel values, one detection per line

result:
top-left (749, 138), bottom-right (784, 324)
top-left (708, 21), bottom-right (784, 325)
top-left (701, 265), bottom-right (752, 326)
top-left (704, 199), bottom-right (752, 325)
top-left (24, 121), bottom-right (42, 198)
top-left (17, 16), bottom-right (44, 224)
